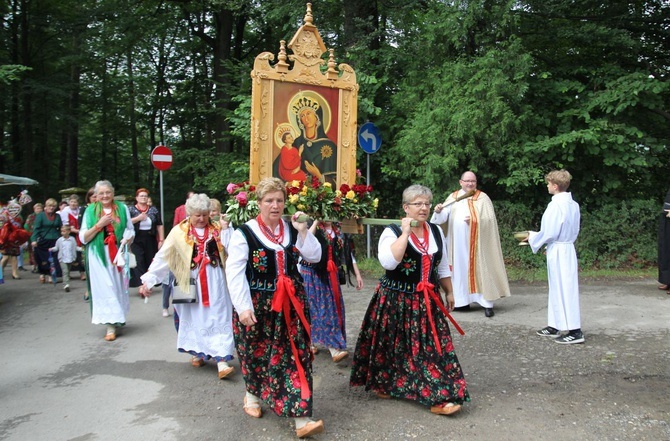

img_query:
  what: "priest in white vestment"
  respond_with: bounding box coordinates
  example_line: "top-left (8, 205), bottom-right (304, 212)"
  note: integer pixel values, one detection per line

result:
top-left (431, 171), bottom-right (510, 317)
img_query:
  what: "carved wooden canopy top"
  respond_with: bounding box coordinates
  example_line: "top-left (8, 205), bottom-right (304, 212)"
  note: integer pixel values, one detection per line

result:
top-left (251, 3), bottom-right (357, 88)
top-left (249, 3), bottom-right (359, 187)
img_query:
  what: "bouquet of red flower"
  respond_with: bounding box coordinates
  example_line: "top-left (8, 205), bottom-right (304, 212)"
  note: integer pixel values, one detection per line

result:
top-left (224, 176), bottom-right (378, 226)
top-left (285, 177), bottom-right (378, 221)
top-left (223, 182), bottom-right (259, 225)
top-left (338, 183), bottom-right (378, 219)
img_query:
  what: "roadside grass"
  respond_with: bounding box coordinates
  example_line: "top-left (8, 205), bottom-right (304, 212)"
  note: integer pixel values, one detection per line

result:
top-left (356, 258), bottom-right (657, 283)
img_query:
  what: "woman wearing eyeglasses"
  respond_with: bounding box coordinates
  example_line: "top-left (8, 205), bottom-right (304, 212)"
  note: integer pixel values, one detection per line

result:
top-left (350, 184), bottom-right (469, 416)
top-left (431, 171), bottom-right (510, 317)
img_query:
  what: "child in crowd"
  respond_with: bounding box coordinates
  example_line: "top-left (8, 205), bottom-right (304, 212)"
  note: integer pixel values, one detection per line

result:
top-left (526, 169), bottom-right (583, 344)
top-left (50, 225), bottom-right (78, 292)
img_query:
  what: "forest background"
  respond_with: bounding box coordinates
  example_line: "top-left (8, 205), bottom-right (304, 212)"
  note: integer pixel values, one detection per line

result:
top-left (1, 0), bottom-right (668, 272)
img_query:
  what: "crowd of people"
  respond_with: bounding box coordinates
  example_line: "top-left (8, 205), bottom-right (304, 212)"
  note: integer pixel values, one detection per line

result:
top-left (7, 169), bottom-right (670, 438)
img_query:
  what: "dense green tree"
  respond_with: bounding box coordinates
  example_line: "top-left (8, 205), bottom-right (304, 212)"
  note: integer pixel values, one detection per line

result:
top-left (1, 0), bottom-right (667, 224)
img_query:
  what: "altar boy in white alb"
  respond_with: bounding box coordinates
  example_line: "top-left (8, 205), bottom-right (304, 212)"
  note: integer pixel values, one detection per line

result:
top-left (527, 169), bottom-right (583, 344)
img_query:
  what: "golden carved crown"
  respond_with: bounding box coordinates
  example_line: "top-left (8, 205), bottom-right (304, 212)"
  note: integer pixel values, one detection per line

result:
top-left (291, 95), bottom-right (320, 116)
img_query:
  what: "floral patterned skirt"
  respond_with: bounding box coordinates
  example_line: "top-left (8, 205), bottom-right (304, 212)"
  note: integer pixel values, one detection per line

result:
top-left (300, 266), bottom-right (347, 350)
top-left (350, 283), bottom-right (470, 407)
top-left (233, 286), bottom-right (313, 418)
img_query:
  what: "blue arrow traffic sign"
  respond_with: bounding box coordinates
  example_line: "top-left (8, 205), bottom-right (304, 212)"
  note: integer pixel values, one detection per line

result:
top-left (358, 122), bottom-right (382, 154)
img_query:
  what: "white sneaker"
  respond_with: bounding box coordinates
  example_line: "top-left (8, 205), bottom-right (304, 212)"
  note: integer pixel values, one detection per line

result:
top-left (162, 309), bottom-right (169, 317)
top-left (64, 284), bottom-right (70, 292)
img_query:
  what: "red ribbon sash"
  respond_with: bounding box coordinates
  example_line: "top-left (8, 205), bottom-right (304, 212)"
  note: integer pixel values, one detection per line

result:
top-left (417, 277), bottom-right (465, 353)
top-left (326, 246), bottom-right (344, 331)
top-left (69, 213), bottom-right (82, 246)
top-left (411, 229), bottom-right (465, 355)
top-left (192, 246), bottom-right (211, 307)
top-left (417, 277), bottom-right (443, 354)
top-left (191, 225), bottom-right (214, 307)
top-left (270, 250), bottom-right (312, 400)
top-left (104, 225), bottom-right (118, 265)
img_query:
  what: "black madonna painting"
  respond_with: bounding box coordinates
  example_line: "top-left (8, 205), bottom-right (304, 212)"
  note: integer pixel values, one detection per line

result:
top-left (272, 87), bottom-right (339, 185)
top-left (249, 3), bottom-right (358, 187)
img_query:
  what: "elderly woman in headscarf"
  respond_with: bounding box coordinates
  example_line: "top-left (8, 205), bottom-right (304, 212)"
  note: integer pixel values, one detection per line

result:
top-left (225, 177), bottom-right (325, 439)
top-left (79, 180), bottom-right (135, 341)
top-left (139, 193), bottom-right (236, 379)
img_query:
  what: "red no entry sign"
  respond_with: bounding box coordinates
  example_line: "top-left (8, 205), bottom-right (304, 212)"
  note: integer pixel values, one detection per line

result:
top-left (151, 145), bottom-right (173, 171)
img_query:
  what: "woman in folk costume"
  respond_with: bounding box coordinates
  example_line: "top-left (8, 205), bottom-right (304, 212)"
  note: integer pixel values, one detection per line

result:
top-left (301, 220), bottom-right (363, 362)
top-left (139, 193), bottom-right (236, 379)
top-left (225, 177), bottom-right (325, 439)
top-left (79, 180), bottom-right (135, 342)
top-left (351, 185), bottom-right (469, 416)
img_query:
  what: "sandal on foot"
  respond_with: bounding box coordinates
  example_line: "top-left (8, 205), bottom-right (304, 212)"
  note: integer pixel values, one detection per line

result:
top-left (430, 402), bottom-right (462, 416)
top-left (190, 356), bottom-right (205, 367)
top-left (104, 332), bottom-right (116, 342)
top-left (39, 275), bottom-right (45, 284)
top-left (311, 345), bottom-right (319, 355)
top-left (375, 391), bottom-right (390, 399)
top-left (217, 362), bottom-right (234, 379)
top-left (243, 396), bottom-right (262, 418)
top-left (331, 350), bottom-right (349, 363)
top-left (296, 420), bottom-right (324, 438)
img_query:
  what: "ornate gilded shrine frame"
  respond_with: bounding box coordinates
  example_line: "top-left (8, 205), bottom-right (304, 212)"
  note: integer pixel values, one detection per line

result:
top-left (249, 3), bottom-right (358, 187)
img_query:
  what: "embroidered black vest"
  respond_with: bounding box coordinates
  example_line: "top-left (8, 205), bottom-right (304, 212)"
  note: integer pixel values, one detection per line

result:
top-left (189, 235), bottom-right (223, 269)
top-left (380, 223), bottom-right (444, 294)
top-left (300, 227), bottom-right (344, 277)
top-left (238, 222), bottom-right (302, 292)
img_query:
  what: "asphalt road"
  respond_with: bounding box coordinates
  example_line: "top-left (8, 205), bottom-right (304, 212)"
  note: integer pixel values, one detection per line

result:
top-left (1, 270), bottom-right (669, 441)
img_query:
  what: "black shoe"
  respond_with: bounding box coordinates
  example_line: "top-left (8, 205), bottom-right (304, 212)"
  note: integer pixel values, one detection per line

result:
top-left (536, 326), bottom-right (560, 337)
top-left (453, 305), bottom-right (471, 312)
top-left (484, 308), bottom-right (494, 317)
top-left (18, 266), bottom-right (27, 271)
top-left (554, 331), bottom-right (585, 345)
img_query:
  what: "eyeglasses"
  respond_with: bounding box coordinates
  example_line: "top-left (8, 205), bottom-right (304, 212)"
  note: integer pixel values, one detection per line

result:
top-left (460, 180), bottom-right (477, 183)
top-left (406, 202), bottom-right (432, 208)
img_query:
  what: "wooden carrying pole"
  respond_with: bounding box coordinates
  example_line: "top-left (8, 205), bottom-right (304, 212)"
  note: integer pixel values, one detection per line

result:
top-left (283, 190), bottom-right (476, 231)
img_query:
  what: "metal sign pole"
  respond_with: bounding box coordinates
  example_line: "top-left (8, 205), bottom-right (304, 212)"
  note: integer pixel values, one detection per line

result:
top-left (159, 170), bottom-right (164, 229)
top-left (367, 153), bottom-right (371, 259)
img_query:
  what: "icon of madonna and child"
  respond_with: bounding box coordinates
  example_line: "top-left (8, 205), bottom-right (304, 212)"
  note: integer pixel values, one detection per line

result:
top-left (272, 90), bottom-right (338, 185)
